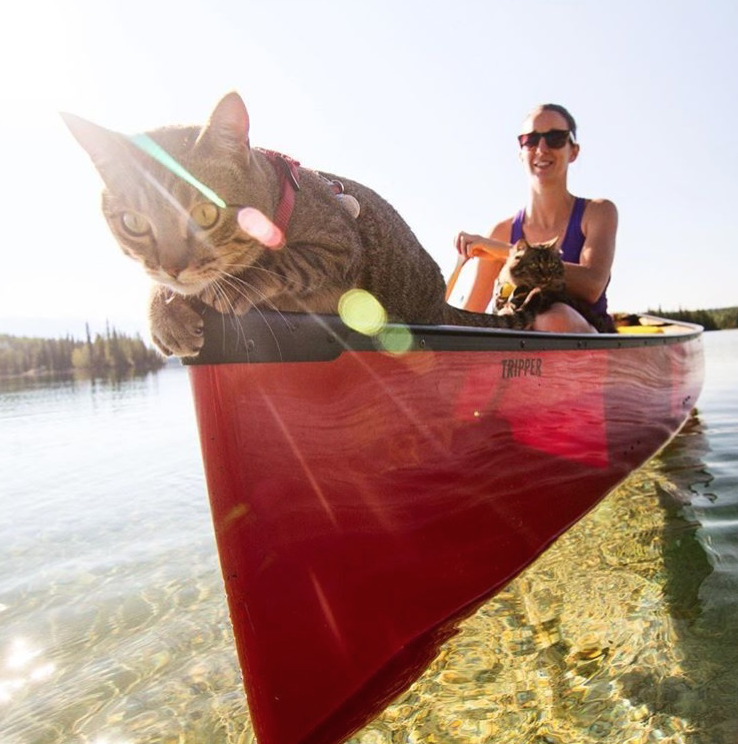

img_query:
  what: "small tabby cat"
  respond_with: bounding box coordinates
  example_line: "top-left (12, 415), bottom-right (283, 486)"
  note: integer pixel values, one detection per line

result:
top-left (63, 92), bottom-right (594, 356)
top-left (494, 240), bottom-right (608, 332)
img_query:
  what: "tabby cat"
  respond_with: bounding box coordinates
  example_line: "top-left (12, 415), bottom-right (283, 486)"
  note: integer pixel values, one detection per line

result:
top-left (494, 239), bottom-right (608, 332)
top-left (62, 92), bottom-right (593, 356)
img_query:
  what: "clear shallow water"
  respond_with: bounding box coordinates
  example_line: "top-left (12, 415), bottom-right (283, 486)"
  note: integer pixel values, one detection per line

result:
top-left (1, 331), bottom-right (736, 744)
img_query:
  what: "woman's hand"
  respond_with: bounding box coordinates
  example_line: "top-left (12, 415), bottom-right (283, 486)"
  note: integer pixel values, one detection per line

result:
top-left (455, 232), bottom-right (512, 261)
top-left (455, 231), bottom-right (485, 259)
top-left (448, 229), bottom-right (512, 311)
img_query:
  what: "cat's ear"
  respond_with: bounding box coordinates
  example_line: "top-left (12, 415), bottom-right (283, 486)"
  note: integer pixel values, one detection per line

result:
top-left (540, 238), bottom-right (559, 251)
top-left (61, 113), bottom-right (130, 180)
top-left (196, 92), bottom-right (251, 158)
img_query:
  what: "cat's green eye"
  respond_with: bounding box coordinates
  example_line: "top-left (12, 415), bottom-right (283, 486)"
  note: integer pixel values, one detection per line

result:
top-left (190, 202), bottom-right (220, 229)
top-left (121, 211), bottom-right (151, 237)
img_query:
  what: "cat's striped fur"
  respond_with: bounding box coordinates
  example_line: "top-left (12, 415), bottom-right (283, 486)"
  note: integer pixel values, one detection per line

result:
top-left (63, 92), bottom-right (581, 356)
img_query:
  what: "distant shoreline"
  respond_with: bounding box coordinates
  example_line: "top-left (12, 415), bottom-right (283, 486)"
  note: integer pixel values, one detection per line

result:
top-left (645, 306), bottom-right (738, 331)
top-left (0, 326), bottom-right (165, 380)
top-left (0, 364), bottom-right (164, 381)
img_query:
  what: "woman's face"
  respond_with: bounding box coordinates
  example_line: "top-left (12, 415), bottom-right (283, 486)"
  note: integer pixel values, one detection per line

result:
top-left (519, 108), bottom-right (579, 183)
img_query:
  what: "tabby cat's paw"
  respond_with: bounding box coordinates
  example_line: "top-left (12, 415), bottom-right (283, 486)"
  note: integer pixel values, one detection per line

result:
top-left (148, 288), bottom-right (205, 358)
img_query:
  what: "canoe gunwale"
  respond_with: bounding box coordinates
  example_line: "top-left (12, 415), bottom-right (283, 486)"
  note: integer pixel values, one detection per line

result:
top-left (183, 309), bottom-right (703, 366)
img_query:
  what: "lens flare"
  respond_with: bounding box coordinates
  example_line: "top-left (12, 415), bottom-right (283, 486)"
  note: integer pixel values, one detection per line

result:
top-left (338, 289), bottom-right (387, 336)
top-left (238, 208), bottom-right (285, 249)
top-left (128, 133), bottom-right (227, 208)
top-left (378, 325), bottom-right (414, 355)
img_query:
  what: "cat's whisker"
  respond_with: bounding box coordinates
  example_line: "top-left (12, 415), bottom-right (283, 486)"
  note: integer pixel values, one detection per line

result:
top-left (220, 272), bottom-right (294, 328)
top-left (217, 273), bottom-right (289, 361)
top-left (206, 281), bottom-right (231, 356)
top-left (210, 279), bottom-right (252, 355)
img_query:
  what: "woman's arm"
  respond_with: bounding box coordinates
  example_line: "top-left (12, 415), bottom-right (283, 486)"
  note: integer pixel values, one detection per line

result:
top-left (563, 199), bottom-right (618, 304)
top-left (455, 219), bottom-right (513, 313)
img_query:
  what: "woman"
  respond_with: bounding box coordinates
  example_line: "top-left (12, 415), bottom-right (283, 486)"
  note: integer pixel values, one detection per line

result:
top-left (455, 104), bottom-right (617, 332)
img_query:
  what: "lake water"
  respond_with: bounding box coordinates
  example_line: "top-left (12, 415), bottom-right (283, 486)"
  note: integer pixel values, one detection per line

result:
top-left (1, 330), bottom-right (736, 744)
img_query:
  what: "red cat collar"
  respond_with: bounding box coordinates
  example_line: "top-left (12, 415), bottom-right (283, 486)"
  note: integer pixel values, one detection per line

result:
top-left (256, 148), bottom-right (300, 236)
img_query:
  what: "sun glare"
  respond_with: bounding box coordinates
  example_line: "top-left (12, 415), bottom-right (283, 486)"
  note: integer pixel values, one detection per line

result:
top-left (5, 4), bottom-right (86, 110)
top-left (0, 637), bottom-right (56, 707)
top-left (0, 3), bottom-right (156, 332)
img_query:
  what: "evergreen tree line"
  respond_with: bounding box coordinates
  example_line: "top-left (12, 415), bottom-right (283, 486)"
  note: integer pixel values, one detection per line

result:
top-left (646, 306), bottom-right (738, 331)
top-left (0, 323), bottom-right (165, 377)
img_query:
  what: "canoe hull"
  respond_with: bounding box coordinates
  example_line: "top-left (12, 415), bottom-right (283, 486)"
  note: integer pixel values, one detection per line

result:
top-left (186, 311), bottom-right (704, 744)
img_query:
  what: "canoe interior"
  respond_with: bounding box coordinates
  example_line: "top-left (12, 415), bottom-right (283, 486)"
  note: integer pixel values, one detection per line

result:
top-left (184, 309), bottom-right (704, 744)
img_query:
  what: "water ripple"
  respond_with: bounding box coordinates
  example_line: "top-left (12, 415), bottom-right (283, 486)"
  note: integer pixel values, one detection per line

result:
top-left (1, 334), bottom-right (737, 743)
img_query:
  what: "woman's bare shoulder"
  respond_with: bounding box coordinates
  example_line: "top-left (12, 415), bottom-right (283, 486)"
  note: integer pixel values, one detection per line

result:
top-left (583, 198), bottom-right (618, 232)
top-left (584, 198), bottom-right (618, 219)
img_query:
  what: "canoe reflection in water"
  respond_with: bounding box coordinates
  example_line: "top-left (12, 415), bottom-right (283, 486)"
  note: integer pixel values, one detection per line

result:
top-left (184, 308), bottom-right (704, 744)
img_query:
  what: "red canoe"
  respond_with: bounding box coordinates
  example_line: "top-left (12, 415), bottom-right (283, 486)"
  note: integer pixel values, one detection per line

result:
top-left (184, 310), bottom-right (704, 744)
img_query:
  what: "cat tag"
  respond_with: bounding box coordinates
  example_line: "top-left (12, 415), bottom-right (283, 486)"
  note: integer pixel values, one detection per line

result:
top-left (337, 193), bottom-right (361, 219)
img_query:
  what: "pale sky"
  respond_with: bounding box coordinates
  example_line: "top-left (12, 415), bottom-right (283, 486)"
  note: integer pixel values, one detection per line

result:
top-left (1, 0), bottom-right (736, 339)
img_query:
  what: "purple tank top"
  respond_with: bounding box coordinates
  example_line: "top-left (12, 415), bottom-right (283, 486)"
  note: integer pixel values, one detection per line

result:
top-left (511, 197), bottom-right (611, 327)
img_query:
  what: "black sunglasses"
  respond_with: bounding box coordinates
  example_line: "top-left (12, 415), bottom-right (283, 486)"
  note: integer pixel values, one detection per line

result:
top-left (517, 129), bottom-right (574, 149)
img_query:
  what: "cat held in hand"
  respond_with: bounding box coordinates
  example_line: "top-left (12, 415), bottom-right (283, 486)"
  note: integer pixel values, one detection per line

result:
top-left (494, 240), bottom-right (609, 333)
top-left (63, 92), bottom-right (582, 357)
